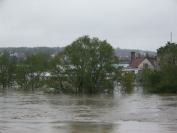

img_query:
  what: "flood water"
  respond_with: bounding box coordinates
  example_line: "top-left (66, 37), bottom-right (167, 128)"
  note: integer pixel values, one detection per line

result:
top-left (0, 90), bottom-right (177, 133)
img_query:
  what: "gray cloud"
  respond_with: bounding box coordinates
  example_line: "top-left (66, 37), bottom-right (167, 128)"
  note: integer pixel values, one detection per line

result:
top-left (0, 0), bottom-right (177, 50)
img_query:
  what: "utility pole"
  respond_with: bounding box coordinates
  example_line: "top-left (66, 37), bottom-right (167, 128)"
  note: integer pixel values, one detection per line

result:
top-left (170, 32), bottom-right (173, 43)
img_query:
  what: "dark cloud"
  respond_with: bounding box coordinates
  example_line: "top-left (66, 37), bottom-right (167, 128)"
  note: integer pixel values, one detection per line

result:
top-left (0, 0), bottom-right (177, 50)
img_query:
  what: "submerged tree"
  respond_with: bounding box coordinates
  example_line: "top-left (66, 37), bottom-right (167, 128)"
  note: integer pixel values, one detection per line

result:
top-left (46, 52), bottom-right (71, 93)
top-left (157, 42), bottom-right (177, 93)
top-left (120, 72), bottom-right (134, 93)
top-left (16, 53), bottom-right (51, 90)
top-left (140, 42), bottom-right (177, 93)
top-left (0, 52), bottom-right (16, 88)
top-left (52, 36), bottom-right (119, 94)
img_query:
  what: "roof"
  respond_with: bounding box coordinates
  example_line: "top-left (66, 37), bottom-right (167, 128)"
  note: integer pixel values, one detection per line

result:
top-left (147, 57), bottom-right (156, 66)
top-left (129, 58), bottom-right (144, 68)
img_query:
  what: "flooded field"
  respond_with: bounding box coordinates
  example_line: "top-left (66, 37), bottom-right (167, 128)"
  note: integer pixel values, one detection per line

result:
top-left (0, 90), bottom-right (177, 133)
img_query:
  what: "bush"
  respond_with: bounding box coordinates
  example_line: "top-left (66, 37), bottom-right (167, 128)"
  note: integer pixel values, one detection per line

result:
top-left (120, 72), bottom-right (134, 93)
top-left (140, 68), bottom-right (177, 93)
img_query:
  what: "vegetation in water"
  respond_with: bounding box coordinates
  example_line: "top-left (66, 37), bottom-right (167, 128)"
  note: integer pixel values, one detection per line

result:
top-left (140, 42), bottom-right (177, 93)
top-left (0, 36), bottom-right (123, 94)
top-left (0, 51), bottom-right (16, 88)
top-left (120, 72), bottom-right (134, 93)
top-left (1, 37), bottom-right (176, 94)
top-left (48, 36), bottom-right (120, 94)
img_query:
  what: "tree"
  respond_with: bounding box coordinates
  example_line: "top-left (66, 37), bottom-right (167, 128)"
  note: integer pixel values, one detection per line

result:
top-left (46, 52), bottom-right (71, 93)
top-left (15, 62), bottom-right (30, 89)
top-left (140, 42), bottom-right (177, 93)
top-left (53, 36), bottom-right (119, 94)
top-left (157, 42), bottom-right (177, 93)
top-left (120, 72), bottom-right (134, 93)
top-left (16, 53), bottom-right (51, 90)
top-left (0, 51), bottom-right (16, 88)
top-left (157, 42), bottom-right (177, 68)
top-left (140, 68), bottom-right (162, 93)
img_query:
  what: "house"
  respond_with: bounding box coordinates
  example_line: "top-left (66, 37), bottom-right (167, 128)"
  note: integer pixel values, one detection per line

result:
top-left (125, 52), bottom-right (157, 74)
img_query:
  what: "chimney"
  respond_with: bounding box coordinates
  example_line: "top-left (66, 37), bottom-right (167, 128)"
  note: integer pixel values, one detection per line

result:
top-left (131, 52), bottom-right (135, 63)
top-left (145, 53), bottom-right (149, 58)
top-left (138, 53), bottom-right (141, 58)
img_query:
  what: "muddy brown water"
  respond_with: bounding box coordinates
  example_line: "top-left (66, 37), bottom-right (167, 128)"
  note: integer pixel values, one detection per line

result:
top-left (0, 90), bottom-right (177, 133)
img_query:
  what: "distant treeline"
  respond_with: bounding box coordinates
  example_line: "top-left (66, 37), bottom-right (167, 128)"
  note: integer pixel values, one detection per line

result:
top-left (0, 47), bottom-right (63, 57)
top-left (0, 46), bottom-right (156, 60)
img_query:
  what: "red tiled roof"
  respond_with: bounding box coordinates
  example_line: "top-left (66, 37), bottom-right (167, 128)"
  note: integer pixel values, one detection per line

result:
top-left (129, 58), bottom-right (144, 68)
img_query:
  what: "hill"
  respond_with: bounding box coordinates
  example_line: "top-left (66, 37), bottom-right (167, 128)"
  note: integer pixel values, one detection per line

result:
top-left (0, 47), bottom-right (156, 60)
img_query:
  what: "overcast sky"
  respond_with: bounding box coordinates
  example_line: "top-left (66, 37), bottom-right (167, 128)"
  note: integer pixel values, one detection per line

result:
top-left (0, 0), bottom-right (177, 50)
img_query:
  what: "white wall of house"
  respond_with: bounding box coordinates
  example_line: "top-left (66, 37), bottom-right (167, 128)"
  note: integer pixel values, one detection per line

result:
top-left (138, 58), bottom-right (154, 69)
top-left (123, 68), bottom-right (140, 74)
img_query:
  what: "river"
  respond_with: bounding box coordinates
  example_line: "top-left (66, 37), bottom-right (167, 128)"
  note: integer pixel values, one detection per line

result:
top-left (0, 89), bottom-right (177, 133)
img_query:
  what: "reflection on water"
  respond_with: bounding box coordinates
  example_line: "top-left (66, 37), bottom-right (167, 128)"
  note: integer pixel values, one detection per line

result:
top-left (0, 90), bottom-right (177, 133)
top-left (52, 122), bottom-right (115, 133)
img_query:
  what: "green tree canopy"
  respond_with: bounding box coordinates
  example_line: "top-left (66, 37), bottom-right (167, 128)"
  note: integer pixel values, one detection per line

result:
top-left (53, 36), bottom-right (119, 94)
top-left (0, 51), bottom-right (16, 88)
top-left (141, 42), bottom-right (177, 93)
top-left (157, 42), bottom-right (177, 68)
top-left (16, 53), bottom-right (51, 90)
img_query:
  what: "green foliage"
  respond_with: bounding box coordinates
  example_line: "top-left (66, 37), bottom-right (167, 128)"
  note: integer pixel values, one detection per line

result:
top-left (15, 63), bottom-right (29, 89)
top-left (120, 72), bottom-right (134, 93)
top-left (51, 36), bottom-right (119, 94)
top-left (16, 53), bottom-right (51, 90)
top-left (0, 52), bottom-right (16, 88)
top-left (140, 42), bottom-right (177, 93)
top-left (47, 52), bottom-right (69, 92)
top-left (140, 69), bottom-right (161, 93)
top-left (157, 42), bottom-right (177, 68)
top-left (0, 37), bottom-right (121, 94)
